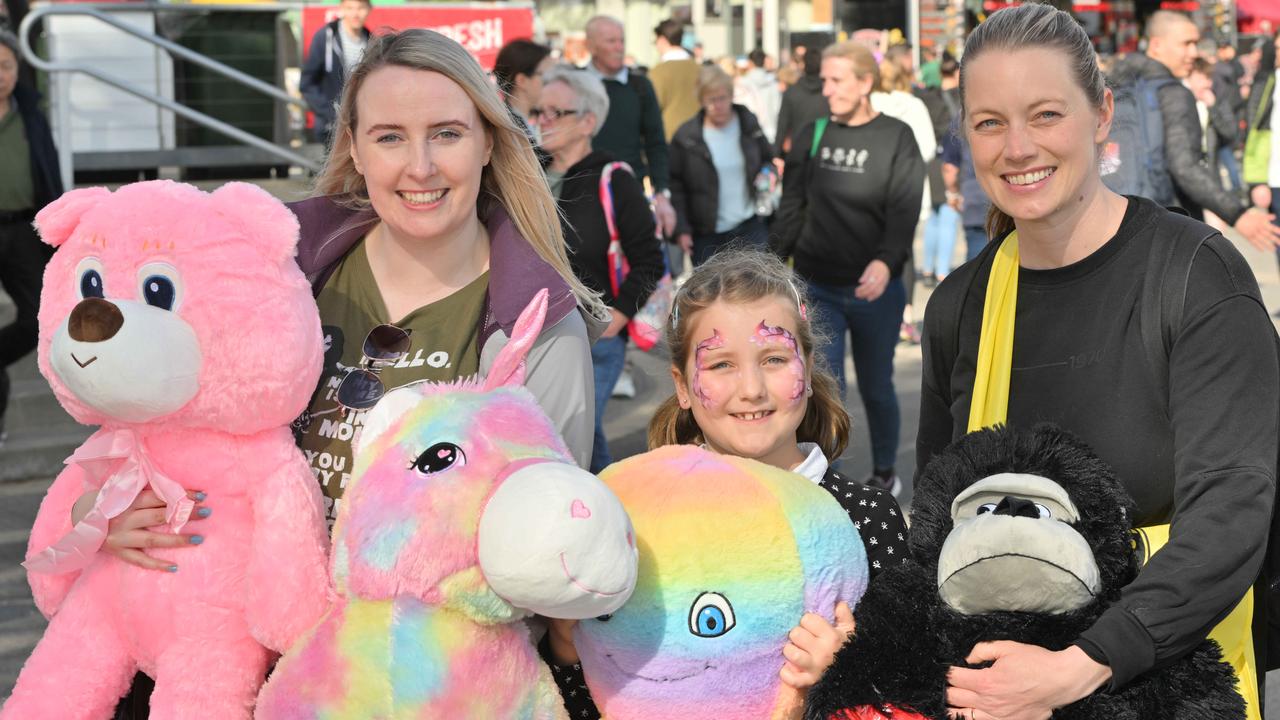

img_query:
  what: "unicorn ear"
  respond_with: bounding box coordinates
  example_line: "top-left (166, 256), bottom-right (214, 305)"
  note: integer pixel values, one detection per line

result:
top-left (354, 385), bottom-right (427, 457)
top-left (483, 289), bottom-right (549, 391)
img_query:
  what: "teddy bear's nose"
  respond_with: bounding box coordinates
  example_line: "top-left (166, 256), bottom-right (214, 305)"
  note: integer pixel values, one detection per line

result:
top-left (68, 298), bottom-right (124, 343)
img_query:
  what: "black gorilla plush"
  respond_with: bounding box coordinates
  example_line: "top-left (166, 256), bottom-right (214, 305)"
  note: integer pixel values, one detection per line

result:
top-left (805, 424), bottom-right (1244, 720)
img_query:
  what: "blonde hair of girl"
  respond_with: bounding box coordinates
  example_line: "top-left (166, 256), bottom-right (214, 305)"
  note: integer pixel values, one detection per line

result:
top-left (314, 29), bottom-right (607, 319)
top-left (647, 249), bottom-right (850, 460)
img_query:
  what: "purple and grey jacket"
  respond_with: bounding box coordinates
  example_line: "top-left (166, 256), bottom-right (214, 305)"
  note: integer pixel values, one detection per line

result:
top-left (288, 195), bottom-right (599, 468)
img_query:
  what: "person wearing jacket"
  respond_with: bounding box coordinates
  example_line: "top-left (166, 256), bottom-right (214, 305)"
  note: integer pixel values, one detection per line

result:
top-left (670, 65), bottom-right (775, 267)
top-left (0, 29), bottom-right (62, 443)
top-left (1109, 11), bottom-right (1280, 252)
top-left (537, 64), bottom-right (664, 473)
top-left (299, 0), bottom-right (371, 145)
top-left (775, 45), bottom-right (828, 158)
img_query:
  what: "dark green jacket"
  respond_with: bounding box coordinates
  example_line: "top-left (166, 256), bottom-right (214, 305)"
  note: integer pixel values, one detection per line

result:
top-left (590, 71), bottom-right (670, 192)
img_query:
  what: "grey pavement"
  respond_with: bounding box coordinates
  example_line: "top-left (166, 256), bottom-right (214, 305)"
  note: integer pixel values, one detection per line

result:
top-left (1, 206), bottom-right (1278, 709)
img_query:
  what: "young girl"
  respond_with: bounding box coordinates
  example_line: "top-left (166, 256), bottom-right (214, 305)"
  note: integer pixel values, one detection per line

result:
top-left (542, 249), bottom-right (910, 717)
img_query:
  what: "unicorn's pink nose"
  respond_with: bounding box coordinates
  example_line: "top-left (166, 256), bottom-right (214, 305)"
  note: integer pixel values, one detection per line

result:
top-left (570, 499), bottom-right (592, 520)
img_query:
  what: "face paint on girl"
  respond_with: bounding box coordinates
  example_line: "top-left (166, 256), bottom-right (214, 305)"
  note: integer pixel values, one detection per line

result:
top-left (692, 330), bottom-right (726, 409)
top-left (750, 320), bottom-right (808, 401)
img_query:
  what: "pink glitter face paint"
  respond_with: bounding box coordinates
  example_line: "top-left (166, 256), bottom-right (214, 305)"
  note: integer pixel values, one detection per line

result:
top-left (751, 320), bottom-right (808, 401)
top-left (692, 330), bottom-right (726, 409)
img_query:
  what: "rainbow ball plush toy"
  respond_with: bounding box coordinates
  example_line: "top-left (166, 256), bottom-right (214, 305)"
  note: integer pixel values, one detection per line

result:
top-left (575, 446), bottom-right (869, 720)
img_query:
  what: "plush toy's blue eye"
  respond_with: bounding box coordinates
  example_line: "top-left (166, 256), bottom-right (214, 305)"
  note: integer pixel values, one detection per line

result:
top-left (80, 269), bottom-right (104, 299)
top-left (688, 592), bottom-right (735, 638)
top-left (142, 275), bottom-right (176, 310)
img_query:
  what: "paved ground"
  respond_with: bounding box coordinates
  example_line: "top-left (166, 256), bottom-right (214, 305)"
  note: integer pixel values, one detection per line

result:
top-left (1, 209), bottom-right (1278, 710)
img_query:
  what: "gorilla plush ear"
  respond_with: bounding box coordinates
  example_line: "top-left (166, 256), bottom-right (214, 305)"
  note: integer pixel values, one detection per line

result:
top-left (210, 182), bottom-right (301, 265)
top-left (34, 187), bottom-right (113, 248)
top-left (483, 289), bottom-right (549, 391)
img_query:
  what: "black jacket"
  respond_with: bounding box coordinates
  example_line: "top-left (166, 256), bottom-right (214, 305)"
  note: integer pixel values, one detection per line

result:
top-left (1111, 54), bottom-right (1247, 224)
top-left (14, 82), bottom-right (63, 211)
top-left (299, 20), bottom-right (371, 136)
top-left (669, 105), bottom-right (774, 237)
top-left (556, 151), bottom-right (664, 319)
top-left (775, 74), bottom-right (828, 156)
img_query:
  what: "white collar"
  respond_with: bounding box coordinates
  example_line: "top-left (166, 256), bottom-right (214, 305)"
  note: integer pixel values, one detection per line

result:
top-left (660, 48), bottom-right (691, 62)
top-left (588, 61), bottom-right (629, 84)
top-left (790, 443), bottom-right (828, 483)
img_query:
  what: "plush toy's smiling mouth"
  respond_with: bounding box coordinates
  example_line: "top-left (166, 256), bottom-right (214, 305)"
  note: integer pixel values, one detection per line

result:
top-left (71, 353), bottom-right (98, 369)
top-left (560, 552), bottom-right (629, 597)
top-left (603, 652), bottom-right (715, 682)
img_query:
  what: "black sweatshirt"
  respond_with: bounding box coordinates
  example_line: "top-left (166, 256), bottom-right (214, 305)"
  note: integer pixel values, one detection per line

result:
top-left (773, 115), bottom-right (924, 284)
top-left (917, 196), bottom-right (1279, 689)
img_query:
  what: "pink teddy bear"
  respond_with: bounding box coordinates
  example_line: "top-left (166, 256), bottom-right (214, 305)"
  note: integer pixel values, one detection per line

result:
top-left (2, 180), bottom-right (331, 720)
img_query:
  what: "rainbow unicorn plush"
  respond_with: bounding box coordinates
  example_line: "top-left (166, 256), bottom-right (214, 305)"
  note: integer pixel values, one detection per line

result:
top-left (256, 290), bottom-right (638, 719)
top-left (575, 446), bottom-right (868, 720)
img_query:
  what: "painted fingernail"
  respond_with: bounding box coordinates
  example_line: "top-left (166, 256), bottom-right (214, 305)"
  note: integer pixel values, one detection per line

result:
top-left (193, 492), bottom-right (207, 501)
top-left (196, 507), bottom-right (212, 518)
top-left (167, 565), bottom-right (178, 573)
top-left (190, 535), bottom-right (204, 545)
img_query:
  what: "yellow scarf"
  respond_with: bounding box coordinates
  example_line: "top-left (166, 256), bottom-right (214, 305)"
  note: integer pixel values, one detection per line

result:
top-left (969, 232), bottom-right (1257, 719)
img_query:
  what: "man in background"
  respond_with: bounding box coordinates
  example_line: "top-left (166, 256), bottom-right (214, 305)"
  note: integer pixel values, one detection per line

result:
top-left (649, 19), bottom-right (700, 143)
top-left (300, 0), bottom-right (371, 146)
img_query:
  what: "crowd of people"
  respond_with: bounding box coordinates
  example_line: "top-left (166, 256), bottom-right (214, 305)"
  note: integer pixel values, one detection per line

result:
top-left (1, 2), bottom-right (1279, 718)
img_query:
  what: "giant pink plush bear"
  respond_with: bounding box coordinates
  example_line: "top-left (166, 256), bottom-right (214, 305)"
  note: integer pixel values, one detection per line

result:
top-left (2, 180), bottom-right (331, 720)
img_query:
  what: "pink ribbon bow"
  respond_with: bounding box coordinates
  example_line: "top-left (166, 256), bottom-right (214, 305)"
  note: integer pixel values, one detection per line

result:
top-left (23, 429), bottom-right (195, 574)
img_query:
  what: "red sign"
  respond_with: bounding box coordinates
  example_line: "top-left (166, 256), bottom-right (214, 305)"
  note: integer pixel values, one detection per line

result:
top-left (301, 4), bottom-right (536, 70)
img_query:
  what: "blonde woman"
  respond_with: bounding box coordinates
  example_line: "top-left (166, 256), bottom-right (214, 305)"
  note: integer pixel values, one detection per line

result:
top-left (289, 30), bottom-right (607, 525)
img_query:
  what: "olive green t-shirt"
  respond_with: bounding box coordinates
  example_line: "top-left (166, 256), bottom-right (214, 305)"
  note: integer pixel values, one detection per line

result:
top-left (296, 238), bottom-right (488, 526)
top-left (0, 103), bottom-right (35, 211)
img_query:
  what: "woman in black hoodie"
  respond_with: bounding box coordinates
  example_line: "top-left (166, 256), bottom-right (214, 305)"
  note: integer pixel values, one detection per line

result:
top-left (536, 64), bottom-right (664, 474)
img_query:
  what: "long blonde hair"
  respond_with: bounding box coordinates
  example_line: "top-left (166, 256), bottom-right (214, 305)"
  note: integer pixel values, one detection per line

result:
top-left (647, 250), bottom-right (850, 460)
top-left (314, 29), bottom-right (606, 318)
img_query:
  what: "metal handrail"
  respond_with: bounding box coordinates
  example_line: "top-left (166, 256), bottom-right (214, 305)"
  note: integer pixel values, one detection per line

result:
top-left (18, 4), bottom-right (321, 183)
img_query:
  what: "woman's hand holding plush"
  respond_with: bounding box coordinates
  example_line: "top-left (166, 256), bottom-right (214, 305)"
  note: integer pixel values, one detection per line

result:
top-left (71, 488), bottom-right (208, 572)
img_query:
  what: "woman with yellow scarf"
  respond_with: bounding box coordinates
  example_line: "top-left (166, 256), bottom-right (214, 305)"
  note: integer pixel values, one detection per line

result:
top-left (918, 5), bottom-right (1279, 720)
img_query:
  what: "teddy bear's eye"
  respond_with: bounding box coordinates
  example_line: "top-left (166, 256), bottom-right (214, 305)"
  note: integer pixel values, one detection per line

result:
top-left (136, 263), bottom-right (183, 312)
top-left (142, 275), bottom-right (176, 310)
top-left (75, 257), bottom-right (106, 300)
top-left (976, 503), bottom-right (998, 515)
top-left (410, 442), bottom-right (466, 475)
top-left (80, 269), bottom-right (104, 299)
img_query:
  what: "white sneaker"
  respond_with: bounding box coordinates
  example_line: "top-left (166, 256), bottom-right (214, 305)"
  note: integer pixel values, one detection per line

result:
top-left (611, 369), bottom-right (636, 399)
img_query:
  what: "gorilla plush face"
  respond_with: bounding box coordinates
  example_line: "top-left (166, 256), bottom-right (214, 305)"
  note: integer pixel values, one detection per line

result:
top-left (937, 473), bottom-right (1101, 615)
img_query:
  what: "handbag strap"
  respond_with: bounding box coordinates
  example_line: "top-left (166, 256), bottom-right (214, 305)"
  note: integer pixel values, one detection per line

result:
top-left (599, 161), bottom-right (635, 298)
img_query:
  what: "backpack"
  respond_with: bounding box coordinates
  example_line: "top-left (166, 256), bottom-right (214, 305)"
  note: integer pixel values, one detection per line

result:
top-left (1099, 77), bottom-right (1179, 207)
